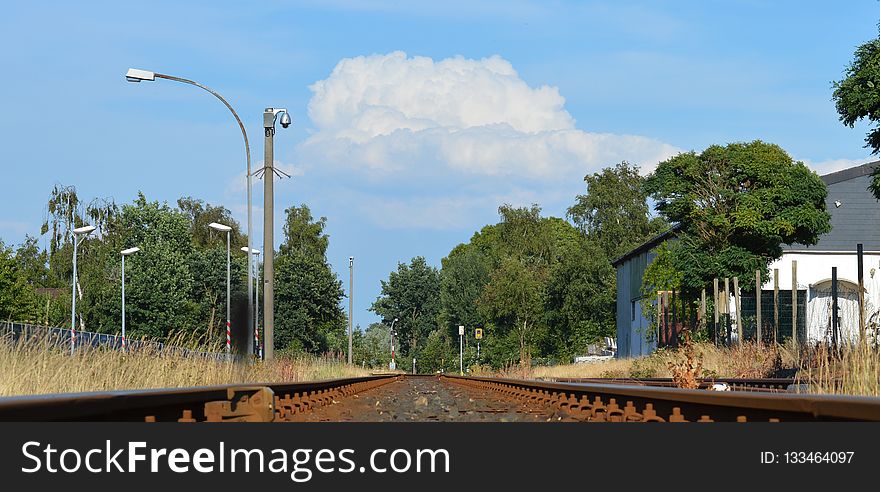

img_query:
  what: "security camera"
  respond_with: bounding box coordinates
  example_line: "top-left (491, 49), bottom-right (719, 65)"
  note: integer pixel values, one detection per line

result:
top-left (279, 111), bottom-right (292, 128)
top-left (834, 200), bottom-right (842, 208)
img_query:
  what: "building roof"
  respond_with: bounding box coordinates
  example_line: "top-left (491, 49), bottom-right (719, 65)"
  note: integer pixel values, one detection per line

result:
top-left (610, 227), bottom-right (678, 267)
top-left (821, 161), bottom-right (879, 186)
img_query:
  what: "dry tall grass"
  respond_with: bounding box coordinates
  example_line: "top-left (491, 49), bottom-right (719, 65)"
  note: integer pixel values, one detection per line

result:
top-left (796, 343), bottom-right (880, 396)
top-left (0, 335), bottom-right (370, 397)
top-left (529, 341), bottom-right (789, 381)
top-left (524, 339), bottom-right (880, 397)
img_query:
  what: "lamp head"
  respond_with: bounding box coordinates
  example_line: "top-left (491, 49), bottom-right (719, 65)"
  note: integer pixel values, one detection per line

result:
top-left (208, 222), bottom-right (232, 232)
top-left (125, 68), bottom-right (155, 83)
top-left (121, 247), bottom-right (140, 256)
top-left (73, 225), bottom-right (96, 235)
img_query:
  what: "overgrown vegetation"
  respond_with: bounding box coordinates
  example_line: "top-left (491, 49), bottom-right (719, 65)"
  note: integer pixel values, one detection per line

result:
top-left (0, 334), bottom-right (367, 397)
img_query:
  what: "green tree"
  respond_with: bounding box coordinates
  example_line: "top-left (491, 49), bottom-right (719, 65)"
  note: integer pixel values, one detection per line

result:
top-left (545, 234), bottom-right (616, 359)
top-left (177, 196), bottom-right (246, 250)
top-left (279, 204), bottom-right (329, 259)
top-left (107, 194), bottom-right (200, 339)
top-left (273, 204), bottom-right (345, 354)
top-left (371, 257), bottom-right (441, 362)
top-left (439, 243), bottom-right (490, 338)
top-left (832, 31), bottom-right (880, 197)
top-left (643, 141), bottom-right (831, 293)
top-left (567, 162), bottom-right (667, 260)
top-left (0, 241), bottom-right (40, 321)
top-left (478, 256), bottom-right (547, 364)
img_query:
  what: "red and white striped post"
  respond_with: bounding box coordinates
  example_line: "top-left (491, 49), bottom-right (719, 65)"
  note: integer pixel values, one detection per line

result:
top-left (226, 321), bottom-right (231, 355)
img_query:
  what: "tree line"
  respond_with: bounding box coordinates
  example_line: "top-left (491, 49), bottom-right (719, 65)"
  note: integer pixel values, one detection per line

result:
top-left (0, 185), bottom-right (347, 356)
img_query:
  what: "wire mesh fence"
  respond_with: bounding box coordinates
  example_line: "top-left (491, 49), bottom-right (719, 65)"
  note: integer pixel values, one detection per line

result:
top-left (0, 321), bottom-right (226, 360)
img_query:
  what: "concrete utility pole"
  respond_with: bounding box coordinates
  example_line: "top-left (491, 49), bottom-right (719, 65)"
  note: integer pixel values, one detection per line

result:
top-left (348, 256), bottom-right (353, 365)
top-left (262, 107), bottom-right (291, 361)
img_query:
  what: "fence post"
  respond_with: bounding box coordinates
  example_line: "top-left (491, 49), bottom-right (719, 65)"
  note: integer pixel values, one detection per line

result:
top-left (724, 277), bottom-right (731, 345)
top-left (832, 266), bottom-right (839, 348)
top-left (755, 269), bottom-right (762, 344)
top-left (858, 243), bottom-right (866, 345)
top-left (713, 278), bottom-right (719, 345)
top-left (733, 277), bottom-right (742, 345)
top-left (700, 288), bottom-right (707, 332)
top-left (774, 268), bottom-right (779, 344)
top-left (792, 261), bottom-right (798, 348)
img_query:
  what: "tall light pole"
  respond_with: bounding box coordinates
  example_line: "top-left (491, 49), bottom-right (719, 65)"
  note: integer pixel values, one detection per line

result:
top-left (242, 247), bottom-right (261, 359)
top-left (120, 247), bottom-right (140, 353)
top-left (348, 256), bottom-right (353, 365)
top-left (390, 317), bottom-right (398, 370)
top-left (209, 222), bottom-right (232, 357)
top-left (70, 225), bottom-right (96, 355)
top-left (125, 68), bottom-right (255, 357)
top-left (262, 107), bottom-right (291, 361)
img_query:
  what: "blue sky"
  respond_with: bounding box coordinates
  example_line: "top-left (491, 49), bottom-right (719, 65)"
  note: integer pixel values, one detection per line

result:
top-left (1, 0), bottom-right (879, 332)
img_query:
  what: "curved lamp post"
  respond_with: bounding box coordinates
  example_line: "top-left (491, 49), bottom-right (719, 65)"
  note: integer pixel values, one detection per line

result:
top-left (120, 246), bottom-right (140, 353)
top-left (209, 222), bottom-right (232, 357)
top-left (125, 68), bottom-right (255, 358)
top-left (70, 224), bottom-right (96, 355)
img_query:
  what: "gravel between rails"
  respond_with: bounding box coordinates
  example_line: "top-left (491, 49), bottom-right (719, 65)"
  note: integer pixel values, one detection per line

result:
top-left (286, 376), bottom-right (578, 422)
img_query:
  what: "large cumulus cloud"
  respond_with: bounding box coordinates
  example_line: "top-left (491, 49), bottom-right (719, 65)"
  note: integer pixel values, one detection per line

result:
top-left (300, 51), bottom-right (679, 180)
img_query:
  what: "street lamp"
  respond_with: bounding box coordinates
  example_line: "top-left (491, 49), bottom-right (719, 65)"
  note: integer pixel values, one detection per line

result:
top-left (242, 246), bottom-right (261, 359)
top-left (126, 68), bottom-right (256, 358)
top-left (120, 247), bottom-right (140, 353)
top-left (209, 222), bottom-right (232, 357)
top-left (70, 225), bottom-right (96, 355)
top-left (262, 106), bottom-right (292, 361)
top-left (389, 317), bottom-right (398, 370)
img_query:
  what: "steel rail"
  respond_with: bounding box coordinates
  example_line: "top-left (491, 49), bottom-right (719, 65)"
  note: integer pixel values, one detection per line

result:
top-left (536, 377), bottom-right (796, 392)
top-left (0, 375), bottom-right (400, 422)
top-left (442, 375), bottom-right (880, 422)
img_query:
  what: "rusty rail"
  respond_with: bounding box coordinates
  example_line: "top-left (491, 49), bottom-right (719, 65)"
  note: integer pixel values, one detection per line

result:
top-left (535, 377), bottom-right (796, 392)
top-left (0, 375), bottom-right (402, 422)
top-left (442, 375), bottom-right (880, 422)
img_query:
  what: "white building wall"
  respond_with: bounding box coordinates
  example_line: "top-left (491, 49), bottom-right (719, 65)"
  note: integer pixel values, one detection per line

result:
top-left (764, 251), bottom-right (880, 344)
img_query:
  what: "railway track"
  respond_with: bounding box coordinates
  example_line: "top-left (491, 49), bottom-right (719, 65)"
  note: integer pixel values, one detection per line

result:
top-left (443, 375), bottom-right (880, 421)
top-left (0, 374), bottom-right (878, 422)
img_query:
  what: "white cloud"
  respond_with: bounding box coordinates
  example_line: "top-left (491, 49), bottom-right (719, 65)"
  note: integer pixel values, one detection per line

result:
top-left (300, 51), bottom-right (680, 181)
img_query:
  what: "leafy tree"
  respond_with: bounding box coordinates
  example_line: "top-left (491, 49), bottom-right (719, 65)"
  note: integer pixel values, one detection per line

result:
top-left (478, 256), bottom-right (547, 364)
top-left (274, 204), bottom-right (345, 354)
top-left (14, 236), bottom-right (51, 288)
top-left (280, 204), bottom-right (329, 260)
top-left (643, 141), bottom-right (831, 293)
top-left (106, 194), bottom-right (200, 339)
top-left (832, 31), bottom-right (880, 198)
top-left (439, 243), bottom-right (490, 338)
top-left (0, 241), bottom-right (40, 321)
top-left (177, 196), bottom-right (246, 250)
top-left (567, 162), bottom-right (667, 260)
top-left (371, 257), bottom-right (441, 360)
top-left (545, 234), bottom-right (616, 359)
